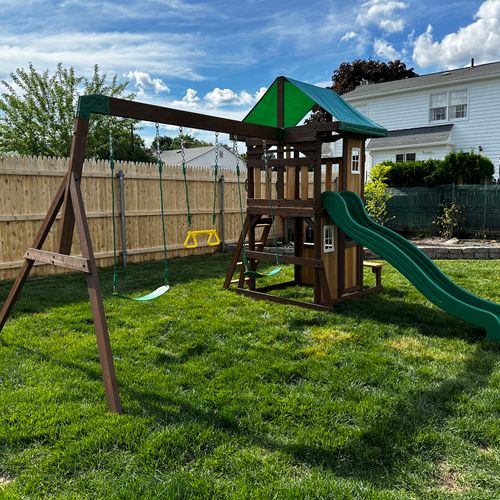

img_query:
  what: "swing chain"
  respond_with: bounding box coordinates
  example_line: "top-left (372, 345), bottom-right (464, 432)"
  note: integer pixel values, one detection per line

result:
top-left (179, 126), bottom-right (192, 227)
top-left (109, 124), bottom-right (119, 294)
top-left (212, 132), bottom-right (219, 227)
top-left (233, 136), bottom-right (248, 268)
top-left (262, 140), bottom-right (280, 266)
top-left (155, 123), bottom-right (170, 285)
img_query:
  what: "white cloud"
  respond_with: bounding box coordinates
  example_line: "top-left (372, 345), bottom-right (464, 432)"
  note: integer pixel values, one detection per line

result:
top-left (172, 88), bottom-right (201, 109)
top-left (124, 71), bottom-right (170, 95)
top-left (0, 31), bottom-right (206, 82)
top-left (357, 0), bottom-right (408, 33)
top-left (341, 31), bottom-right (358, 42)
top-left (373, 38), bottom-right (400, 60)
top-left (204, 87), bottom-right (267, 108)
top-left (413, 0), bottom-right (500, 68)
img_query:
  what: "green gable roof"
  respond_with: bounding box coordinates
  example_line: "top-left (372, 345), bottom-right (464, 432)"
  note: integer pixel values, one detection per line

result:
top-left (244, 76), bottom-right (387, 138)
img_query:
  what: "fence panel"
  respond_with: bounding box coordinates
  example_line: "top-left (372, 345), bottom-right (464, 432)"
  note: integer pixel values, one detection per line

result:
top-left (386, 184), bottom-right (500, 234)
top-left (0, 155), bottom-right (246, 281)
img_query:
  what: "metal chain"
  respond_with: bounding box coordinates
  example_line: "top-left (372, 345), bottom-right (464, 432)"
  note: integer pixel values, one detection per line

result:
top-left (109, 124), bottom-right (119, 294)
top-left (212, 132), bottom-right (219, 227)
top-left (233, 136), bottom-right (248, 267)
top-left (262, 139), bottom-right (280, 265)
top-left (155, 123), bottom-right (170, 284)
top-left (179, 126), bottom-right (192, 226)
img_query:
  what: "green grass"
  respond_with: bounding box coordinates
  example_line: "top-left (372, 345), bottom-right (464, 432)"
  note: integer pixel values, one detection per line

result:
top-left (0, 255), bottom-right (499, 499)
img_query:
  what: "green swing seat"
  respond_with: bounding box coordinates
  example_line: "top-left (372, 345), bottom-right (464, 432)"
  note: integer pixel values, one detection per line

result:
top-left (244, 267), bottom-right (282, 279)
top-left (113, 285), bottom-right (170, 302)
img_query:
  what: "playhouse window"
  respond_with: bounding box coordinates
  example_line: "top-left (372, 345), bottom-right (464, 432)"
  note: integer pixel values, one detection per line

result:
top-left (323, 225), bottom-right (335, 253)
top-left (351, 147), bottom-right (360, 174)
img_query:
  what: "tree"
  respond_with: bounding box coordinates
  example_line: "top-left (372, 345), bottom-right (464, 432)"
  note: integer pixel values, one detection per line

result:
top-left (0, 63), bottom-right (153, 161)
top-left (151, 133), bottom-right (212, 152)
top-left (308, 59), bottom-right (418, 123)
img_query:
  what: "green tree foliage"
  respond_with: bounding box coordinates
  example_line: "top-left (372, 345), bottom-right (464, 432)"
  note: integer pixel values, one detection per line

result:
top-left (364, 166), bottom-right (393, 225)
top-left (373, 152), bottom-right (494, 187)
top-left (151, 133), bottom-right (212, 152)
top-left (331, 59), bottom-right (418, 96)
top-left (308, 59), bottom-right (418, 123)
top-left (0, 63), bottom-right (153, 161)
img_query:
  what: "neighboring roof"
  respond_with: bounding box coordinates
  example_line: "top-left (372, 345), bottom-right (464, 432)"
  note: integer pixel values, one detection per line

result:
top-left (243, 76), bottom-right (387, 137)
top-left (344, 61), bottom-right (500, 101)
top-left (367, 125), bottom-right (453, 151)
top-left (160, 146), bottom-right (213, 164)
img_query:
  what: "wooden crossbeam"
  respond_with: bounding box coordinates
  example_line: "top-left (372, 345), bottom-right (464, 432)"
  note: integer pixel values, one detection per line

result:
top-left (24, 248), bottom-right (91, 273)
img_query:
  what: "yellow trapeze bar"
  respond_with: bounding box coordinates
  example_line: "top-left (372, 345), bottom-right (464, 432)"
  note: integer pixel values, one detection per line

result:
top-left (183, 229), bottom-right (221, 249)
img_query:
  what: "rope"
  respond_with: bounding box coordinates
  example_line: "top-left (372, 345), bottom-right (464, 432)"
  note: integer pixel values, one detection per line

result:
top-left (156, 123), bottom-right (170, 285)
top-left (179, 127), bottom-right (192, 227)
top-left (109, 127), bottom-right (119, 294)
top-left (212, 132), bottom-right (219, 227)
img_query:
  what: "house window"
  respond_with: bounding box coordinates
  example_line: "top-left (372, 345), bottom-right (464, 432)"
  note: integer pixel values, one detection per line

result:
top-left (351, 147), bottom-right (361, 174)
top-left (323, 225), bottom-right (335, 253)
top-left (429, 93), bottom-right (447, 121)
top-left (449, 90), bottom-right (468, 119)
top-left (429, 90), bottom-right (468, 122)
top-left (396, 152), bottom-right (416, 162)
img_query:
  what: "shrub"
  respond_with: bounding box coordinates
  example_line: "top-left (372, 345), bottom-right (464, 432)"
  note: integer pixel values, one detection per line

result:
top-left (372, 152), bottom-right (494, 188)
top-left (365, 174), bottom-right (393, 225)
top-left (432, 201), bottom-right (465, 239)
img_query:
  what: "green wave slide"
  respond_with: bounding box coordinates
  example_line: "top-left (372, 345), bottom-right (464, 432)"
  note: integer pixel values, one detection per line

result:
top-left (321, 191), bottom-right (500, 341)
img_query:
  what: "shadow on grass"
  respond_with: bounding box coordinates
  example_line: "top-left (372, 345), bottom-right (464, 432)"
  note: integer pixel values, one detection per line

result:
top-left (0, 253), bottom-right (231, 321)
top-left (9, 335), bottom-right (497, 491)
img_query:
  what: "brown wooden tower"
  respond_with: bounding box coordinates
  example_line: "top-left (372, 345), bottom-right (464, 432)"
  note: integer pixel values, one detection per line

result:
top-left (223, 76), bottom-right (387, 310)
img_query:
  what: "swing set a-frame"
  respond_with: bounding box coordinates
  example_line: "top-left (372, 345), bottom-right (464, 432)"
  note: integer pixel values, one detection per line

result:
top-left (0, 77), bottom-right (387, 413)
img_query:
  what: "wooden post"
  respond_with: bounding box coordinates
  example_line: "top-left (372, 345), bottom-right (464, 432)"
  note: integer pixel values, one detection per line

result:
top-left (313, 138), bottom-right (323, 305)
top-left (58, 118), bottom-right (90, 255)
top-left (70, 174), bottom-right (122, 413)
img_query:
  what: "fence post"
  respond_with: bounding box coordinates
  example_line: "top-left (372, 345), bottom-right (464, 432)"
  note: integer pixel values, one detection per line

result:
top-left (117, 170), bottom-right (127, 268)
top-left (219, 174), bottom-right (225, 253)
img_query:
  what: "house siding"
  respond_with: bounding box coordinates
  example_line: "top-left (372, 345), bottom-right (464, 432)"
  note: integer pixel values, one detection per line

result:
top-left (344, 76), bottom-right (500, 179)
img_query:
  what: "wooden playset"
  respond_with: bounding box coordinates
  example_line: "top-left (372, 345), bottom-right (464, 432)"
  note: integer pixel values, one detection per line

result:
top-left (0, 76), bottom-right (390, 412)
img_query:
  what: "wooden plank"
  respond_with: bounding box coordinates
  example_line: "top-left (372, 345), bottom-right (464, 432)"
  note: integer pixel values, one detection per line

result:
top-left (236, 288), bottom-right (332, 311)
top-left (247, 206), bottom-right (315, 218)
top-left (58, 117), bottom-right (90, 255)
top-left (109, 97), bottom-right (279, 141)
top-left (24, 248), bottom-right (91, 273)
top-left (255, 280), bottom-right (296, 293)
top-left (246, 250), bottom-right (323, 267)
top-left (69, 173), bottom-right (122, 413)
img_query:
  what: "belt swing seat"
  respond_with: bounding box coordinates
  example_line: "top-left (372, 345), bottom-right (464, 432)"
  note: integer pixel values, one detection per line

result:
top-left (109, 123), bottom-right (170, 301)
top-left (180, 127), bottom-right (221, 250)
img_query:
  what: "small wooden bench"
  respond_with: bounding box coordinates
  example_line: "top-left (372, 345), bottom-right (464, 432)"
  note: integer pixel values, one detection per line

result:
top-left (363, 261), bottom-right (383, 287)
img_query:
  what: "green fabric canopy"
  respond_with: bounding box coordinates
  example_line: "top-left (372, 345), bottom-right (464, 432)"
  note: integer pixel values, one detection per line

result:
top-left (244, 77), bottom-right (387, 137)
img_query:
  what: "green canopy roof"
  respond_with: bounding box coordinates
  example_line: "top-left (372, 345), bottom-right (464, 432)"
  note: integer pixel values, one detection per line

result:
top-left (244, 76), bottom-right (387, 137)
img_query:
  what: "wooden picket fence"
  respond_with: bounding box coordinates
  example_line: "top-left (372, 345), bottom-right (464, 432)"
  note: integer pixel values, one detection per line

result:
top-left (0, 154), bottom-right (249, 281)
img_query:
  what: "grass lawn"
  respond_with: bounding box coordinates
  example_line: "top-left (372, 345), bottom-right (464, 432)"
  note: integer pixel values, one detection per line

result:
top-left (0, 255), bottom-right (499, 498)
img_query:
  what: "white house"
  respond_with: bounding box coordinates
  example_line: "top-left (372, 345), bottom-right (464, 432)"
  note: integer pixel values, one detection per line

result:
top-left (340, 60), bottom-right (500, 180)
top-left (160, 145), bottom-right (246, 171)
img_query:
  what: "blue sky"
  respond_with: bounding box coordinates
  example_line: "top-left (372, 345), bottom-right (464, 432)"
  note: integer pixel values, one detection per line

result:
top-left (1, 0), bottom-right (499, 145)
